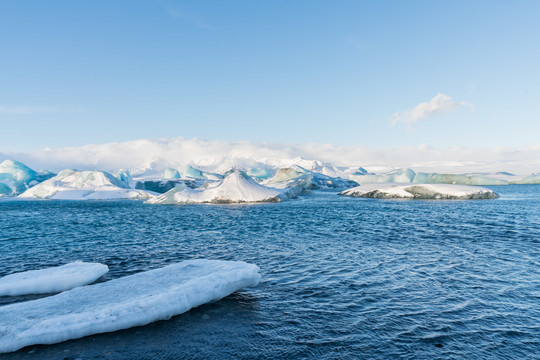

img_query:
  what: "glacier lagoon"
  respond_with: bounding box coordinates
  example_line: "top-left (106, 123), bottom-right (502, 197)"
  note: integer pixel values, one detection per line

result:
top-left (1, 185), bottom-right (539, 359)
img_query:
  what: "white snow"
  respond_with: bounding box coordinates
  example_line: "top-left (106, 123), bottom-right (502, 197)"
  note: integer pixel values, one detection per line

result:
top-left (340, 183), bottom-right (499, 200)
top-left (18, 169), bottom-right (155, 200)
top-left (147, 170), bottom-right (301, 204)
top-left (0, 259), bottom-right (260, 354)
top-left (0, 262), bottom-right (109, 296)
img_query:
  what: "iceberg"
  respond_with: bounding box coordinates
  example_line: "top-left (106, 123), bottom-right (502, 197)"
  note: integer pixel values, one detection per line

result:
top-left (135, 179), bottom-right (198, 194)
top-left (19, 169), bottom-right (155, 200)
top-left (147, 170), bottom-right (300, 204)
top-left (0, 160), bottom-right (54, 196)
top-left (349, 168), bottom-right (416, 185)
top-left (510, 173), bottom-right (540, 184)
top-left (0, 262), bottom-right (108, 296)
top-left (412, 172), bottom-right (509, 185)
top-left (163, 168), bottom-right (181, 179)
top-left (0, 259), bottom-right (260, 354)
top-left (263, 165), bottom-right (358, 190)
top-left (340, 183), bottom-right (499, 200)
top-left (246, 168), bottom-right (273, 180)
top-left (113, 169), bottom-right (134, 188)
top-left (184, 165), bottom-right (224, 181)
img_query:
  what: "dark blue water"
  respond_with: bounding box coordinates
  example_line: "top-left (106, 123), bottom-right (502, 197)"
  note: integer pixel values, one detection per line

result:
top-left (1, 185), bottom-right (539, 359)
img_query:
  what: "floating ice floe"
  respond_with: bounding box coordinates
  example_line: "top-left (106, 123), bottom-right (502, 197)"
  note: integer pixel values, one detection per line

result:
top-left (263, 165), bottom-right (358, 190)
top-left (147, 170), bottom-right (301, 204)
top-left (0, 262), bottom-right (108, 296)
top-left (18, 169), bottom-right (156, 200)
top-left (0, 259), bottom-right (260, 354)
top-left (0, 160), bottom-right (54, 196)
top-left (339, 183), bottom-right (499, 200)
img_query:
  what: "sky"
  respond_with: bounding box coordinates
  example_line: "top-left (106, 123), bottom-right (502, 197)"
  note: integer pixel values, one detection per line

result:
top-left (0, 0), bottom-right (539, 153)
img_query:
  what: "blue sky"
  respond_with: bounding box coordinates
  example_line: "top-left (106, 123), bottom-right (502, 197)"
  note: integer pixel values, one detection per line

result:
top-left (0, 0), bottom-right (539, 152)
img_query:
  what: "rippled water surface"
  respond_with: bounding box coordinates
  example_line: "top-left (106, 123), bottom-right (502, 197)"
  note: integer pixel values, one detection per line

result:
top-left (1, 185), bottom-right (539, 359)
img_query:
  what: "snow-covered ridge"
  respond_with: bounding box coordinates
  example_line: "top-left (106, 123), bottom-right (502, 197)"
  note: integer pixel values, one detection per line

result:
top-left (0, 259), bottom-right (260, 354)
top-left (340, 183), bottom-right (499, 200)
top-left (19, 169), bottom-right (155, 200)
top-left (0, 262), bottom-right (109, 296)
top-left (147, 171), bottom-right (301, 204)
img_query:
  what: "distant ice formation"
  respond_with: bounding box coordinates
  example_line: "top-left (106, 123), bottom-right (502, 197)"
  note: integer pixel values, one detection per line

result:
top-left (340, 183), bottom-right (499, 200)
top-left (263, 165), bottom-right (358, 190)
top-left (510, 173), bottom-right (540, 184)
top-left (349, 168), bottom-right (416, 185)
top-left (147, 170), bottom-right (300, 204)
top-left (0, 259), bottom-right (260, 354)
top-left (163, 168), bottom-right (181, 179)
top-left (184, 165), bottom-right (224, 181)
top-left (0, 262), bottom-right (108, 296)
top-left (0, 160), bottom-right (54, 196)
top-left (413, 172), bottom-right (509, 185)
top-left (18, 169), bottom-right (155, 200)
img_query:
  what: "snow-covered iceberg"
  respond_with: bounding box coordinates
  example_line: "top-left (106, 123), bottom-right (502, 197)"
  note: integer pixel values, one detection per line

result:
top-left (147, 170), bottom-right (300, 204)
top-left (0, 259), bottom-right (260, 354)
top-left (340, 183), bottom-right (499, 200)
top-left (0, 262), bottom-right (108, 296)
top-left (0, 160), bottom-right (54, 196)
top-left (263, 165), bottom-right (358, 190)
top-left (412, 172), bottom-right (509, 185)
top-left (19, 169), bottom-right (155, 200)
top-left (349, 168), bottom-right (416, 185)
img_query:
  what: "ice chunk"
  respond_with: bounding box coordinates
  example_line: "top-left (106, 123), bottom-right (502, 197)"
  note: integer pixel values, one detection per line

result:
top-left (0, 160), bottom-right (54, 196)
top-left (413, 172), bottom-right (509, 185)
top-left (263, 165), bottom-right (358, 190)
top-left (113, 169), bottom-right (134, 187)
top-left (184, 165), bottom-right (224, 181)
top-left (246, 168), bottom-right (273, 180)
top-left (135, 179), bottom-right (198, 194)
top-left (0, 259), bottom-right (260, 354)
top-left (19, 169), bottom-right (155, 200)
top-left (0, 262), bottom-right (108, 296)
top-left (340, 183), bottom-right (499, 200)
top-left (349, 168), bottom-right (416, 185)
top-left (147, 170), bottom-right (300, 204)
top-left (163, 168), bottom-right (181, 179)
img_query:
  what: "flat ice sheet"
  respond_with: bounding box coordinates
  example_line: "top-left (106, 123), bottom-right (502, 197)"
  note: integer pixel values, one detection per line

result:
top-left (0, 262), bottom-right (109, 296)
top-left (0, 259), bottom-right (260, 354)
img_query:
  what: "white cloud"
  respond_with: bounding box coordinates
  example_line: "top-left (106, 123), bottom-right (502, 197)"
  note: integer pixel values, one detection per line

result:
top-left (1, 137), bottom-right (539, 176)
top-left (392, 93), bottom-right (469, 128)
